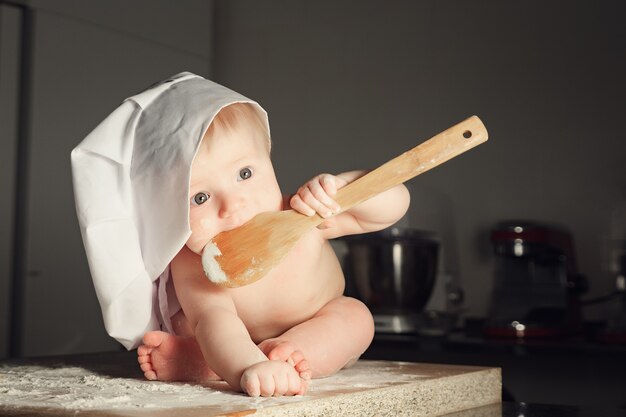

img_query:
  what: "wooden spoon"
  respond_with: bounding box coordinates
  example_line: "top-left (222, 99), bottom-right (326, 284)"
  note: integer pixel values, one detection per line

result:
top-left (202, 115), bottom-right (488, 288)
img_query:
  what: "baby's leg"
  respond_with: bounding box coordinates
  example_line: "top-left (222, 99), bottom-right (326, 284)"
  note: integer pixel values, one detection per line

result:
top-left (137, 310), bottom-right (220, 382)
top-left (262, 296), bottom-right (374, 378)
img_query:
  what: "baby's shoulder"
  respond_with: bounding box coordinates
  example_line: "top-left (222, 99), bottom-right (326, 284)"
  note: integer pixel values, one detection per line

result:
top-left (170, 246), bottom-right (213, 289)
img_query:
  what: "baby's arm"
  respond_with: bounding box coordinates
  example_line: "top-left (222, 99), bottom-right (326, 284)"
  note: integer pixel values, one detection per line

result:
top-left (171, 246), bottom-right (306, 396)
top-left (290, 170), bottom-right (410, 239)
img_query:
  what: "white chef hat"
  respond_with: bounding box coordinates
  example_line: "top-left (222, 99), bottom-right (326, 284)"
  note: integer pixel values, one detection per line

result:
top-left (71, 72), bottom-right (270, 349)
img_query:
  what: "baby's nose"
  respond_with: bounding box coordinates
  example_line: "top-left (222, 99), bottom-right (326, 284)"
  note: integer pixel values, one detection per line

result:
top-left (218, 195), bottom-right (246, 218)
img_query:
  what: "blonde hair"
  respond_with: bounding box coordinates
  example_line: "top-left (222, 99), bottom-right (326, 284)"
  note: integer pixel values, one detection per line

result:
top-left (204, 102), bottom-right (271, 151)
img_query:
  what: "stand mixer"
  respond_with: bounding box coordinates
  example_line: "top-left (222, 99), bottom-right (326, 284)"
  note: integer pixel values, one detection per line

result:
top-left (484, 221), bottom-right (586, 339)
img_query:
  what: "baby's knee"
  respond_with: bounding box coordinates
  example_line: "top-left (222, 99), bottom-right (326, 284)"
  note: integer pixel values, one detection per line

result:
top-left (334, 297), bottom-right (375, 342)
top-left (353, 299), bottom-right (375, 342)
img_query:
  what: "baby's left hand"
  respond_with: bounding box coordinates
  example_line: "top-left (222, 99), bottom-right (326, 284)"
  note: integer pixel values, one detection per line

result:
top-left (290, 174), bottom-right (347, 222)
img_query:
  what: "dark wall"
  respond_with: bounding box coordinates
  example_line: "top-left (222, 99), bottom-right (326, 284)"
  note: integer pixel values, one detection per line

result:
top-left (0, 0), bottom-right (214, 358)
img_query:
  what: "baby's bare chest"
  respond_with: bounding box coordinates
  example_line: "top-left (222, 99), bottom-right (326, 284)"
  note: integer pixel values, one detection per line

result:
top-left (229, 232), bottom-right (345, 339)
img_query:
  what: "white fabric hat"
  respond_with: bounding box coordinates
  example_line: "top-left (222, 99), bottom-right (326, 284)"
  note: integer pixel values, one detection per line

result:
top-left (71, 72), bottom-right (270, 349)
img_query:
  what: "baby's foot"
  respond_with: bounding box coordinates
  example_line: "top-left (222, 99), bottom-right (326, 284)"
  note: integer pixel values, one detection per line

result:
top-left (137, 331), bottom-right (221, 382)
top-left (258, 338), bottom-right (311, 380)
top-left (240, 360), bottom-right (308, 397)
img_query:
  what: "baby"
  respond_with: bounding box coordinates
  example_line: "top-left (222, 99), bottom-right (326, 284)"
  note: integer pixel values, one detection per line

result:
top-left (72, 73), bottom-right (409, 398)
top-left (137, 102), bottom-right (410, 396)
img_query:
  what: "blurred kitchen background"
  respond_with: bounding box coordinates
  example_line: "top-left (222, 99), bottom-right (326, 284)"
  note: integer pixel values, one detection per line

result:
top-left (1, 0), bottom-right (625, 408)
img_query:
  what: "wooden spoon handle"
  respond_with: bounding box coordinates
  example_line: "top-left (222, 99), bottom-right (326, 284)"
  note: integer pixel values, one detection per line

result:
top-left (334, 115), bottom-right (488, 212)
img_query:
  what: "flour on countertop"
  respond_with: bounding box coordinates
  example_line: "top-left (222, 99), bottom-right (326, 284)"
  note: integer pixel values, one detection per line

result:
top-left (0, 364), bottom-right (223, 410)
top-left (0, 361), bottom-right (427, 412)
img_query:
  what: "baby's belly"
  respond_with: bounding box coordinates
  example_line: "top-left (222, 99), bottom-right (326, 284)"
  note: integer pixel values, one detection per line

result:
top-left (229, 232), bottom-right (345, 342)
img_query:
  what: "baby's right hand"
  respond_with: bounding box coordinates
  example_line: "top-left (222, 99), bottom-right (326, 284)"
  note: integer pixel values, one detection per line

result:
top-left (240, 360), bottom-right (308, 397)
top-left (290, 173), bottom-right (346, 219)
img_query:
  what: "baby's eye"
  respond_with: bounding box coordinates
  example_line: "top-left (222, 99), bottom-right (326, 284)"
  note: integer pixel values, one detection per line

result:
top-left (192, 192), bottom-right (210, 206)
top-left (239, 167), bottom-right (253, 181)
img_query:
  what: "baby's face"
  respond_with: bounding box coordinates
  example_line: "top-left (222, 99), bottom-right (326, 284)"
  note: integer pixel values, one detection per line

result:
top-left (185, 122), bottom-right (282, 255)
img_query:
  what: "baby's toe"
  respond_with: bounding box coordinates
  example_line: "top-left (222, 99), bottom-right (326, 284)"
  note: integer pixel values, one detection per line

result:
top-left (137, 344), bottom-right (152, 357)
top-left (267, 341), bottom-right (295, 361)
top-left (141, 362), bottom-right (157, 380)
top-left (273, 375), bottom-right (289, 396)
top-left (295, 360), bottom-right (311, 379)
top-left (296, 377), bottom-right (309, 395)
top-left (258, 373), bottom-right (276, 397)
top-left (289, 350), bottom-right (306, 367)
top-left (287, 369), bottom-right (304, 395)
top-left (241, 371), bottom-right (261, 397)
top-left (137, 354), bottom-right (150, 364)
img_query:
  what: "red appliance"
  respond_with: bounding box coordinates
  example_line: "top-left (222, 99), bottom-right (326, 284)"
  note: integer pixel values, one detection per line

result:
top-left (484, 221), bottom-right (586, 339)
